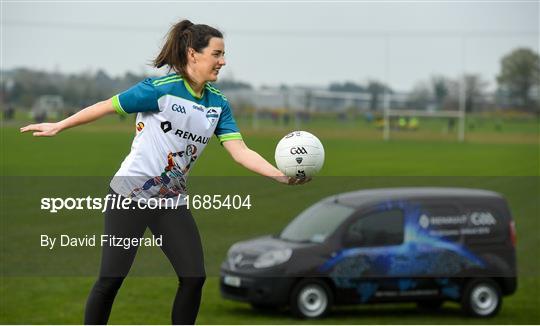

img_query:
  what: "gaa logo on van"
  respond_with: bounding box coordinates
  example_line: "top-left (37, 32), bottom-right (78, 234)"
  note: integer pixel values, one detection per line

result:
top-left (171, 104), bottom-right (186, 114)
top-left (290, 147), bottom-right (308, 155)
top-left (470, 212), bottom-right (496, 226)
top-left (206, 108), bottom-right (219, 126)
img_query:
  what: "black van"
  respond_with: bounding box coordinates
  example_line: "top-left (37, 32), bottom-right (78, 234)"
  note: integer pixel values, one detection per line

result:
top-left (220, 188), bottom-right (517, 318)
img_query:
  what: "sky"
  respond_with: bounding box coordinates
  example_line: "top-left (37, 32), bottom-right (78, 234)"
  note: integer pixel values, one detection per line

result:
top-left (2, 1), bottom-right (538, 92)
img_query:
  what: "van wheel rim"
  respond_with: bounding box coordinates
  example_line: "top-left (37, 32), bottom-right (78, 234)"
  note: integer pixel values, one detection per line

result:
top-left (298, 285), bottom-right (327, 317)
top-left (471, 285), bottom-right (498, 315)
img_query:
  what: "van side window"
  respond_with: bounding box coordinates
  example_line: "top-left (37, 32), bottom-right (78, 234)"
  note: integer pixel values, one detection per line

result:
top-left (346, 209), bottom-right (404, 247)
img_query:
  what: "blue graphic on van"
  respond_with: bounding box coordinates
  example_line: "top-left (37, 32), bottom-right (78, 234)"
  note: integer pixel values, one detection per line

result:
top-left (356, 282), bottom-right (379, 303)
top-left (436, 278), bottom-right (461, 299)
top-left (398, 279), bottom-right (418, 291)
top-left (441, 284), bottom-right (460, 299)
top-left (321, 200), bottom-right (485, 277)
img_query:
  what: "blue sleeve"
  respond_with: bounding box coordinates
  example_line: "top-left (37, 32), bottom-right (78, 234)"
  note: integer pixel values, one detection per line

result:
top-left (112, 78), bottom-right (159, 115)
top-left (215, 100), bottom-right (242, 143)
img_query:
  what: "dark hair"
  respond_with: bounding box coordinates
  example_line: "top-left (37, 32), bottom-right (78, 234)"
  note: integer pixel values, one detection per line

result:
top-left (153, 20), bottom-right (223, 78)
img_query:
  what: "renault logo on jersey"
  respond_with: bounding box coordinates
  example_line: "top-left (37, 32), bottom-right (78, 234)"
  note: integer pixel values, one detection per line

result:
top-left (171, 104), bottom-right (186, 114)
top-left (174, 129), bottom-right (209, 144)
top-left (290, 147), bottom-right (308, 155)
top-left (161, 121), bottom-right (172, 133)
top-left (206, 108), bottom-right (219, 126)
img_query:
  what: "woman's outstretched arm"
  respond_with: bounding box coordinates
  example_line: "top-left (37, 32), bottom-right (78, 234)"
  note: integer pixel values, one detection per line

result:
top-left (20, 98), bottom-right (117, 137)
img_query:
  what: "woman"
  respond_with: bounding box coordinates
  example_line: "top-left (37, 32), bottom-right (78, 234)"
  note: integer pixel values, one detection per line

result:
top-left (21, 20), bottom-right (308, 324)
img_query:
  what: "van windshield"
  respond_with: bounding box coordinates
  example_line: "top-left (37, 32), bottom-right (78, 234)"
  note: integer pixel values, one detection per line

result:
top-left (279, 202), bottom-right (354, 243)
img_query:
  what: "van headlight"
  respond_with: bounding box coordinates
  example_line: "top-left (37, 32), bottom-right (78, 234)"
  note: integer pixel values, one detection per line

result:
top-left (253, 248), bottom-right (292, 269)
top-left (227, 243), bottom-right (242, 258)
top-left (227, 244), bottom-right (243, 268)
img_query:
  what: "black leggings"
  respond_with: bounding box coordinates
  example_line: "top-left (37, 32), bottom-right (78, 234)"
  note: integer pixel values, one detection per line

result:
top-left (85, 190), bottom-right (205, 325)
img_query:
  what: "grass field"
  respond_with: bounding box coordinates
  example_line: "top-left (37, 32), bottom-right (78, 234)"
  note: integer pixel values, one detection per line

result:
top-left (1, 114), bottom-right (539, 324)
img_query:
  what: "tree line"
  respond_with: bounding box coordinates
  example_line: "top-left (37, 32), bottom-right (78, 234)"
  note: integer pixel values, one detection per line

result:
top-left (1, 48), bottom-right (538, 113)
top-left (328, 48), bottom-right (539, 113)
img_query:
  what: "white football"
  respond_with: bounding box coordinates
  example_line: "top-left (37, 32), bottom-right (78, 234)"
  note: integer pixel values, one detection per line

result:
top-left (275, 131), bottom-right (325, 178)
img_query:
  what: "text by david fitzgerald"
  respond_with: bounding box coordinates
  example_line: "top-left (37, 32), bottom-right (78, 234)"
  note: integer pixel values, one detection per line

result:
top-left (41, 234), bottom-right (162, 250)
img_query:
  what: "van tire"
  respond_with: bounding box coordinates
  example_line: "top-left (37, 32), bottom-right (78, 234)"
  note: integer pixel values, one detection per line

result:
top-left (417, 299), bottom-right (444, 311)
top-left (461, 278), bottom-right (502, 317)
top-left (290, 279), bottom-right (333, 318)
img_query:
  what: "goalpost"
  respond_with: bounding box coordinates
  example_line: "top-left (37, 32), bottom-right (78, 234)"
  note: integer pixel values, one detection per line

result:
top-left (230, 87), bottom-right (467, 142)
top-left (382, 91), bottom-right (466, 142)
top-left (382, 108), bottom-right (466, 142)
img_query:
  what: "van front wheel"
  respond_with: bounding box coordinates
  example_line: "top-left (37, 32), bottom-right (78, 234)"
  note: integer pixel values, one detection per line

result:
top-left (290, 279), bottom-right (333, 318)
top-left (461, 279), bottom-right (502, 317)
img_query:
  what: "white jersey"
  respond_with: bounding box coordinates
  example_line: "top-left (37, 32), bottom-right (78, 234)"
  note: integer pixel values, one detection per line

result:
top-left (109, 74), bottom-right (242, 202)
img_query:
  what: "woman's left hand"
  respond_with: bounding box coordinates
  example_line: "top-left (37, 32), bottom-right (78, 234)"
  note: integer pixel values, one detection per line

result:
top-left (289, 176), bottom-right (312, 185)
top-left (274, 175), bottom-right (312, 185)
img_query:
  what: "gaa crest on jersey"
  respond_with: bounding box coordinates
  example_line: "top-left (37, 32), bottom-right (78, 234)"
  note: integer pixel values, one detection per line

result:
top-left (136, 122), bottom-right (145, 132)
top-left (206, 108), bottom-right (219, 126)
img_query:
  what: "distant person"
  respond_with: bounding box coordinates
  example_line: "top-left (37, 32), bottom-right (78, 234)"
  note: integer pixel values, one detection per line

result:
top-left (398, 116), bottom-right (407, 130)
top-left (447, 117), bottom-right (456, 132)
top-left (408, 117), bottom-right (419, 131)
top-left (34, 111), bottom-right (47, 123)
top-left (364, 111), bottom-right (374, 123)
top-left (4, 105), bottom-right (15, 120)
top-left (271, 110), bottom-right (279, 124)
top-left (283, 112), bottom-right (290, 125)
top-left (374, 116), bottom-right (385, 129)
top-left (21, 19), bottom-right (309, 325)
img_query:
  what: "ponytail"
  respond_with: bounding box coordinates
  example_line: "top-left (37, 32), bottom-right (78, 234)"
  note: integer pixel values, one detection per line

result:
top-left (153, 19), bottom-right (223, 77)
